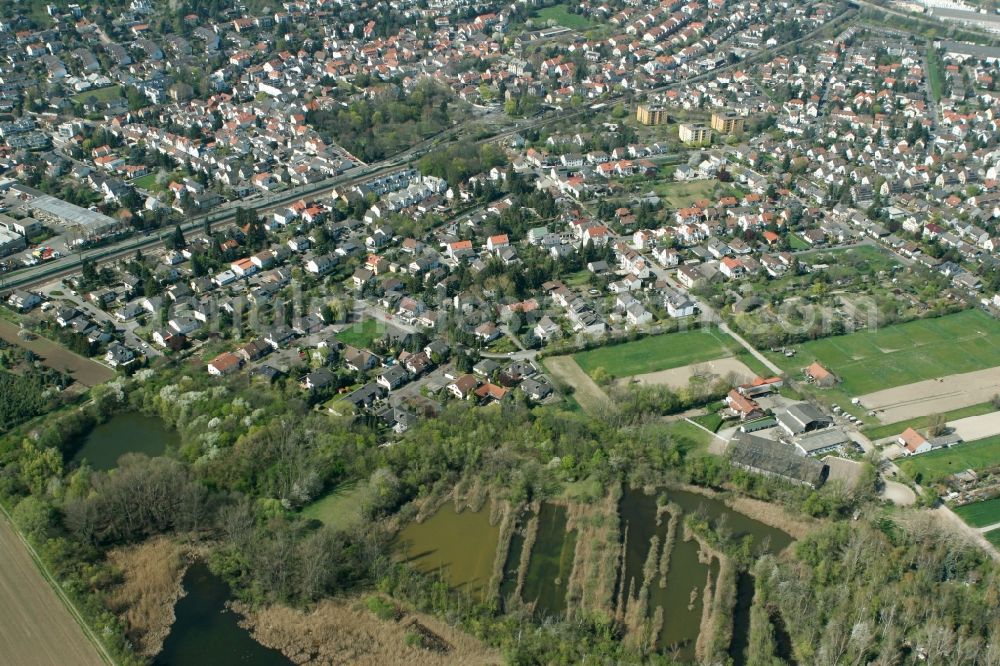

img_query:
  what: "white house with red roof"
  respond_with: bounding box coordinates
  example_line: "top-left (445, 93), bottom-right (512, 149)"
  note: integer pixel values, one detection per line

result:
top-left (486, 234), bottom-right (510, 252)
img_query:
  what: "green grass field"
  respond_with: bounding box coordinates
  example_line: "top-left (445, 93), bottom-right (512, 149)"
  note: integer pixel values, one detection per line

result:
top-left (926, 42), bottom-right (943, 103)
top-left (953, 498), bottom-right (1000, 528)
top-left (734, 349), bottom-right (773, 379)
top-left (863, 402), bottom-right (997, 441)
top-left (898, 434), bottom-right (1000, 484)
top-left (651, 179), bottom-right (721, 208)
top-left (803, 244), bottom-right (901, 273)
top-left (986, 528), bottom-right (1000, 548)
top-left (563, 270), bottom-right (593, 288)
top-left (768, 310), bottom-right (1000, 396)
top-left (301, 481), bottom-right (370, 530)
top-left (690, 411), bottom-right (724, 433)
top-left (336, 319), bottom-right (383, 349)
top-left (573, 328), bottom-right (737, 379)
top-left (534, 4), bottom-right (593, 29)
top-left (788, 233), bottom-right (810, 251)
top-left (662, 419), bottom-right (715, 450)
top-left (72, 85), bottom-right (123, 104)
top-left (131, 173), bottom-right (159, 190)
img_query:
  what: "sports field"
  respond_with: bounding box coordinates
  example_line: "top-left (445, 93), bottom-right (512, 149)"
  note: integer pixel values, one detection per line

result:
top-left (769, 310), bottom-right (1000, 396)
top-left (987, 529), bottom-right (1000, 548)
top-left (573, 328), bottom-right (736, 379)
top-left (953, 498), bottom-right (1000, 528)
top-left (897, 434), bottom-right (1000, 484)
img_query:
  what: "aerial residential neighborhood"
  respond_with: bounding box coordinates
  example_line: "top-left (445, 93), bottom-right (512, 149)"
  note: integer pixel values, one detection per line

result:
top-left (1, 0), bottom-right (1000, 664)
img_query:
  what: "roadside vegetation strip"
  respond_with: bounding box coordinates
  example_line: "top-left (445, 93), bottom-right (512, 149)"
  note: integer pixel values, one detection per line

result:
top-left (925, 41), bottom-right (944, 103)
top-left (953, 499), bottom-right (1000, 529)
top-left (767, 310), bottom-right (1000, 396)
top-left (0, 506), bottom-right (111, 666)
top-left (897, 434), bottom-right (1000, 484)
top-left (863, 401), bottom-right (997, 441)
top-left (573, 328), bottom-right (737, 380)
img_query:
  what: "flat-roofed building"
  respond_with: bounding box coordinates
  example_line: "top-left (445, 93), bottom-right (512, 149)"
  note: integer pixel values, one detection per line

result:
top-left (636, 104), bottom-right (668, 125)
top-left (793, 428), bottom-right (852, 457)
top-left (678, 123), bottom-right (712, 144)
top-left (711, 110), bottom-right (745, 134)
top-left (0, 226), bottom-right (25, 256)
top-left (27, 194), bottom-right (122, 243)
top-left (0, 213), bottom-right (42, 237)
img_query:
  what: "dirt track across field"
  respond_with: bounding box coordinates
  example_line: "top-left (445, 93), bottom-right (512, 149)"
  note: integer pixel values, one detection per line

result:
top-left (627, 358), bottom-right (755, 391)
top-left (544, 355), bottom-right (609, 414)
top-left (0, 513), bottom-right (106, 666)
top-left (859, 366), bottom-right (1000, 424)
top-left (948, 411), bottom-right (1000, 442)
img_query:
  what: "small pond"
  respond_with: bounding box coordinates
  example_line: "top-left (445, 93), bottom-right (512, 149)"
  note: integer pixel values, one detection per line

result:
top-left (618, 487), bottom-right (792, 660)
top-left (155, 561), bottom-right (290, 666)
top-left (520, 503), bottom-right (576, 618)
top-left (394, 502), bottom-right (500, 601)
top-left (70, 412), bottom-right (178, 471)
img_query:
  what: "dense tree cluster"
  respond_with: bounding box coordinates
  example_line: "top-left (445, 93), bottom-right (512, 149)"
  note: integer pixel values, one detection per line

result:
top-left (0, 368), bottom-right (70, 431)
top-left (0, 362), bottom-right (997, 664)
top-left (308, 82), bottom-right (455, 162)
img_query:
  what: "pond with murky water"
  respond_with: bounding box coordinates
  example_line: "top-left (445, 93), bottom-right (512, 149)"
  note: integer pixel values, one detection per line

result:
top-left (70, 412), bottom-right (178, 471)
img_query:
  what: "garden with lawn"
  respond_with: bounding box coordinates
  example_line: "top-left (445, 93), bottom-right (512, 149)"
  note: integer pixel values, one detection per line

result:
top-left (898, 434), bottom-right (1000, 485)
top-left (131, 173), bottom-right (160, 190)
top-left (335, 319), bottom-right (384, 349)
top-left (72, 85), bottom-right (123, 104)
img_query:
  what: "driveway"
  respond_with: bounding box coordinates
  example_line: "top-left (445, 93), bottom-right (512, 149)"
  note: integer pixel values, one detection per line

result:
top-left (881, 480), bottom-right (916, 506)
